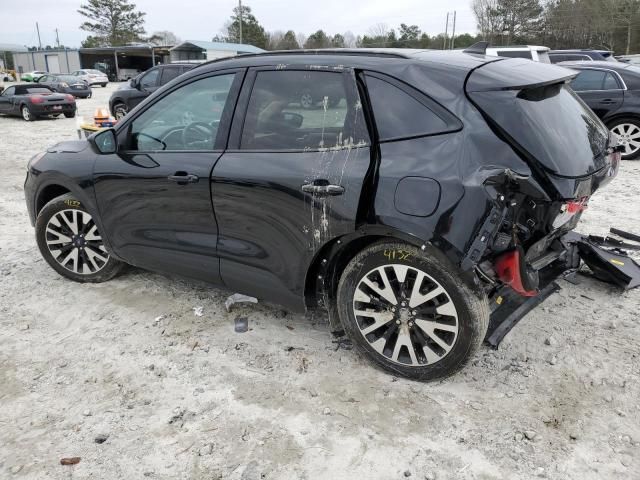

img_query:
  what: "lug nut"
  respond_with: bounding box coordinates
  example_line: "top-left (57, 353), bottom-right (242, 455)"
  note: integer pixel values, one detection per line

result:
top-left (401, 302), bottom-right (407, 307)
top-left (391, 307), bottom-right (396, 312)
top-left (396, 320), bottom-right (401, 325)
top-left (408, 321), bottom-right (414, 327)
top-left (411, 310), bottom-right (416, 316)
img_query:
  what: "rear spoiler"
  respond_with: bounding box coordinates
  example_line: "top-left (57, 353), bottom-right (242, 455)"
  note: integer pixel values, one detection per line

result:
top-left (466, 58), bottom-right (577, 93)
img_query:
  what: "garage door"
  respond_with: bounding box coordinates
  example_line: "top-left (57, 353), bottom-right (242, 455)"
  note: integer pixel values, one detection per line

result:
top-left (46, 55), bottom-right (60, 73)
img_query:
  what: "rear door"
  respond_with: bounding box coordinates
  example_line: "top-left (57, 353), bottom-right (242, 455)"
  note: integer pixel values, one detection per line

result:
top-left (211, 66), bottom-right (371, 310)
top-left (93, 69), bottom-right (243, 283)
top-left (570, 68), bottom-right (624, 118)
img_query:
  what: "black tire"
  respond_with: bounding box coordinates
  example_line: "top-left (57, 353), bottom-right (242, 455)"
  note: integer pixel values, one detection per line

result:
top-left (608, 117), bottom-right (640, 160)
top-left (21, 105), bottom-right (34, 121)
top-left (35, 193), bottom-right (123, 283)
top-left (113, 102), bottom-right (128, 119)
top-left (101, 83), bottom-right (107, 87)
top-left (64, 111), bottom-right (76, 118)
top-left (336, 242), bottom-right (489, 381)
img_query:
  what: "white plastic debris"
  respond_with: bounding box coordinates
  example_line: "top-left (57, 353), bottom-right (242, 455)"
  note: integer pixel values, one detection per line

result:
top-left (225, 293), bottom-right (258, 312)
top-left (193, 306), bottom-right (204, 317)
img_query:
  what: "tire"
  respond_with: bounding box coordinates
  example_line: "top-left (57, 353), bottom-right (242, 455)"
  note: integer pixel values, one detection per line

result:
top-left (113, 102), bottom-right (128, 120)
top-left (101, 83), bottom-right (107, 87)
top-left (336, 242), bottom-right (489, 381)
top-left (300, 90), bottom-right (314, 109)
top-left (64, 111), bottom-right (76, 118)
top-left (21, 105), bottom-right (34, 121)
top-left (35, 193), bottom-right (123, 283)
top-left (609, 117), bottom-right (640, 160)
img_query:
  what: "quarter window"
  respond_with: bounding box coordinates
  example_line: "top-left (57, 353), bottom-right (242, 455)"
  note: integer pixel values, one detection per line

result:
top-left (129, 74), bottom-right (236, 151)
top-left (364, 74), bottom-right (451, 141)
top-left (240, 70), bottom-right (368, 150)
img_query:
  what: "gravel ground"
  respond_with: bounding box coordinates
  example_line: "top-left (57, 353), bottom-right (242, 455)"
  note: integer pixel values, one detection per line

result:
top-left (1, 83), bottom-right (639, 480)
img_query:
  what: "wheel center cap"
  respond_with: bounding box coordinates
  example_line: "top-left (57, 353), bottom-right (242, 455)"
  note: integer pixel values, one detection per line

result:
top-left (398, 308), bottom-right (411, 324)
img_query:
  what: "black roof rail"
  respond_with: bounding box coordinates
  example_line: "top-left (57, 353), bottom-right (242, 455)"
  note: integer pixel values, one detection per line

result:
top-left (464, 41), bottom-right (489, 55)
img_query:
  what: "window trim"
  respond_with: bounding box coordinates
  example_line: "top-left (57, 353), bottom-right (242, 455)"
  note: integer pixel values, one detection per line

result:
top-left (362, 71), bottom-right (463, 143)
top-left (228, 66), bottom-right (370, 153)
top-left (570, 67), bottom-right (627, 92)
top-left (116, 68), bottom-right (246, 154)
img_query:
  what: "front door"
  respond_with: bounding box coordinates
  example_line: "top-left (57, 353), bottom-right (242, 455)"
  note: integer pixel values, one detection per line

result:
top-left (212, 67), bottom-right (372, 309)
top-left (93, 70), bottom-right (243, 283)
top-left (0, 86), bottom-right (15, 113)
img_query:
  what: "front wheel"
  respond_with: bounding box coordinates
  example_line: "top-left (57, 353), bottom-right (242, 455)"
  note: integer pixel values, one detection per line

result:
top-left (35, 194), bottom-right (123, 282)
top-left (113, 102), bottom-right (128, 119)
top-left (609, 117), bottom-right (640, 160)
top-left (337, 242), bottom-right (489, 381)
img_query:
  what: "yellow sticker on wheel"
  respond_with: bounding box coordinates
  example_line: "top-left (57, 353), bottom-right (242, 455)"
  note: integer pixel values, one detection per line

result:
top-left (383, 249), bottom-right (411, 261)
top-left (64, 199), bottom-right (81, 208)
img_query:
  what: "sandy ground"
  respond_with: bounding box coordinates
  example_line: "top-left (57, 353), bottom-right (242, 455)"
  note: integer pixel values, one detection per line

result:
top-left (0, 84), bottom-right (639, 480)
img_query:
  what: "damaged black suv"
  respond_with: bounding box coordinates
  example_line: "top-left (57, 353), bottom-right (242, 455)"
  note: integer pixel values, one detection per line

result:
top-left (24, 47), bottom-right (620, 381)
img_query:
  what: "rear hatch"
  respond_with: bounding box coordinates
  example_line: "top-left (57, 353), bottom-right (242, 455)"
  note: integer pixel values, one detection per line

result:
top-left (466, 58), bottom-right (619, 199)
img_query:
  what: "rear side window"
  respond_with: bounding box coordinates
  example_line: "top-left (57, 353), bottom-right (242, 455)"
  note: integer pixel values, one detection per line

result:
top-left (620, 68), bottom-right (640, 90)
top-left (240, 70), bottom-right (369, 151)
top-left (497, 50), bottom-right (533, 59)
top-left (160, 67), bottom-right (181, 85)
top-left (571, 70), bottom-right (617, 91)
top-left (364, 73), bottom-right (455, 141)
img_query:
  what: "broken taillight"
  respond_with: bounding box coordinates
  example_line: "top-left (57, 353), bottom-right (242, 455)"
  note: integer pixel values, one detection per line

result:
top-left (552, 197), bottom-right (589, 229)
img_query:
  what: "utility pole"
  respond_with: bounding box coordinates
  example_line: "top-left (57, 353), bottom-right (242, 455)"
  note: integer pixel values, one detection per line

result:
top-left (55, 28), bottom-right (60, 49)
top-left (450, 11), bottom-right (456, 49)
top-left (443, 12), bottom-right (449, 50)
top-left (238, 0), bottom-right (243, 44)
top-left (36, 22), bottom-right (42, 50)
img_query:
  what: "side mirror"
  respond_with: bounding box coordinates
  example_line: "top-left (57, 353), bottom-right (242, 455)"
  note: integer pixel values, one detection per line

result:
top-left (130, 78), bottom-right (138, 89)
top-left (89, 128), bottom-right (117, 154)
top-left (281, 112), bottom-right (304, 129)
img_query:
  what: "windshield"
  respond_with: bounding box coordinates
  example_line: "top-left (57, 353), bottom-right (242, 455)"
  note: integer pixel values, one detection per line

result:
top-left (470, 83), bottom-right (609, 178)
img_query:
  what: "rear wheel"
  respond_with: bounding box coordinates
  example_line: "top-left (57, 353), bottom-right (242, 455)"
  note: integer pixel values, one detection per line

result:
top-left (64, 111), bottom-right (76, 118)
top-left (35, 194), bottom-right (123, 283)
top-left (21, 105), bottom-right (34, 121)
top-left (609, 117), bottom-right (640, 160)
top-left (300, 90), bottom-right (314, 109)
top-left (337, 242), bottom-right (489, 381)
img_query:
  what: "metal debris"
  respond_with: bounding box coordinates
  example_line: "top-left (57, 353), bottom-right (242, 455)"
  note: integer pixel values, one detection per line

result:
top-left (234, 317), bottom-right (249, 333)
top-left (225, 293), bottom-right (258, 312)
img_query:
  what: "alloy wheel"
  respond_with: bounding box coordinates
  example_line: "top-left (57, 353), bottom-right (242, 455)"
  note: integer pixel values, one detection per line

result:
top-left (300, 92), bottom-right (314, 109)
top-left (45, 209), bottom-right (109, 275)
top-left (352, 264), bottom-right (459, 367)
top-left (611, 123), bottom-right (640, 157)
top-left (22, 106), bottom-right (32, 121)
top-left (114, 104), bottom-right (128, 120)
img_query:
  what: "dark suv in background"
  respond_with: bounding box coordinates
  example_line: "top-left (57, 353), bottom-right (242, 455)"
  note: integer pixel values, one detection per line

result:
top-left (24, 49), bottom-right (619, 381)
top-left (549, 49), bottom-right (616, 63)
top-left (109, 63), bottom-right (197, 119)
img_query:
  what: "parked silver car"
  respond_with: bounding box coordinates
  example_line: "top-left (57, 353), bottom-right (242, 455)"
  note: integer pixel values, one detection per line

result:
top-left (71, 69), bottom-right (108, 87)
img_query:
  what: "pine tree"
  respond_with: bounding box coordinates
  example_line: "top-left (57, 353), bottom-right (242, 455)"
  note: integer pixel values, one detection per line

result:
top-left (78, 0), bottom-right (146, 47)
top-left (225, 5), bottom-right (268, 49)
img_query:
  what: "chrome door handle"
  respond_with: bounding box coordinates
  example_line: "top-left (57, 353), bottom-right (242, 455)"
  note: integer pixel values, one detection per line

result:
top-left (301, 183), bottom-right (345, 196)
top-left (168, 173), bottom-right (199, 184)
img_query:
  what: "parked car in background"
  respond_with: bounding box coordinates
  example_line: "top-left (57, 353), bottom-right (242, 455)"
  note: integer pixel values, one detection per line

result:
top-left (563, 61), bottom-right (640, 159)
top-left (109, 63), bottom-right (196, 119)
top-left (550, 49), bottom-right (616, 63)
top-left (22, 71), bottom-right (46, 82)
top-left (71, 69), bottom-right (109, 87)
top-left (486, 45), bottom-right (551, 62)
top-left (0, 84), bottom-right (75, 121)
top-left (616, 54), bottom-right (640, 65)
top-left (117, 68), bottom-right (142, 81)
top-left (37, 74), bottom-right (92, 99)
top-left (25, 49), bottom-right (619, 381)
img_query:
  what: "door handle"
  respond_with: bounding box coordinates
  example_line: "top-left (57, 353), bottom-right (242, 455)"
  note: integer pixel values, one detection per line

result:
top-left (301, 182), bottom-right (345, 196)
top-left (168, 172), bottom-right (199, 184)
top-left (600, 99), bottom-right (617, 104)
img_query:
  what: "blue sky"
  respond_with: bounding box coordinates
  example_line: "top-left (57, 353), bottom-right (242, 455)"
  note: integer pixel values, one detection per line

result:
top-left (0, 0), bottom-right (477, 48)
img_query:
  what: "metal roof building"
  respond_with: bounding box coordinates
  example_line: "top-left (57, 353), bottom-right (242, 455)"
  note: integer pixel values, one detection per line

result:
top-left (170, 40), bottom-right (264, 61)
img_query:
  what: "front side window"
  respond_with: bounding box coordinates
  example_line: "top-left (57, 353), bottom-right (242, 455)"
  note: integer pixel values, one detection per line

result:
top-left (240, 70), bottom-right (368, 150)
top-left (3, 86), bottom-right (15, 96)
top-left (570, 70), bottom-right (608, 91)
top-left (139, 69), bottom-right (159, 89)
top-left (365, 74), bottom-right (452, 141)
top-left (160, 67), bottom-right (181, 85)
top-left (129, 73), bottom-right (235, 151)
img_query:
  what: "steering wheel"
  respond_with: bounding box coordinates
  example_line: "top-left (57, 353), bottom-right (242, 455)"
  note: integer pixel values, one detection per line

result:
top-left (182, 121), bottom-right (216, 148)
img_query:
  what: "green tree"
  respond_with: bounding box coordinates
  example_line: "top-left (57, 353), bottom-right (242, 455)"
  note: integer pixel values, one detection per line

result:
top-left (304, 30), bottom-right (331, 48)
top-left (398, 24), bottom-right (421, 47)
top-left (331, 33), bottom-right (345, 47)
top-left (78, 0), bottom-right (146, 47)
top-left (225, 4), bottom-right (268, 49)
top-left (495, 0), bottom-right (544, 44)
top-left (278, 30), bottom-right (300, 49)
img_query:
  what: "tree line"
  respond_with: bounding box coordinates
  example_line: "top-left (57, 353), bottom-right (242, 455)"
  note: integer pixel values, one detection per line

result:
top-left (72, 0), bottom-right (639, 54)
top-left (473, 0), bottom-right (640, 54)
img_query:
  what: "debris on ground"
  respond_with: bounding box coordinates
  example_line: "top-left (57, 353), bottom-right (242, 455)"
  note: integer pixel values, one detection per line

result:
top-left (234, 316), bottom-right (249, 333)
top-left (60, 457), bottom-right (81, 466)
top-left (193, 306), bottom-right (204, 317)
top-left (94, 434), bottom-right (109, 444)
top-left (225, 293), bottom-right (258, 312)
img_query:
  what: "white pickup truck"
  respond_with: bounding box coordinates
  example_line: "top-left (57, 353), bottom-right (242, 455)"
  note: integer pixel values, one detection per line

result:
top-left (117, 68), bottom-right (142, 81)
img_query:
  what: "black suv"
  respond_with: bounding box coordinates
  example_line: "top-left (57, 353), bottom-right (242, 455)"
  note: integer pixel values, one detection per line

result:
top-left (109, 63), bottom-right (197, 119)
top-left (562, 61), bottom-right (640, 159)
top-left (549, 49), bottom-right (616, 63)
top-left (24, 49), bottom-right (619, 381)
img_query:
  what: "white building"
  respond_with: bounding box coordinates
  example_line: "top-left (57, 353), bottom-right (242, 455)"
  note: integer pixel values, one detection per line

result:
top-left (169, 40), bottom-right (264, 62)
